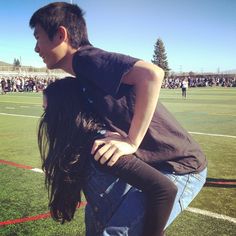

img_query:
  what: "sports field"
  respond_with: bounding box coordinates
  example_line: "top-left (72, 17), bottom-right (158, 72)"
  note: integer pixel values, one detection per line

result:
top-left (0, 87), bottom-right (236, 236)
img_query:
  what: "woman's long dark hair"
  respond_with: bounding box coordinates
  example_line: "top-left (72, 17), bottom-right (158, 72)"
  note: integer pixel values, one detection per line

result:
top-left (38, 77), bottom-right (101, 223)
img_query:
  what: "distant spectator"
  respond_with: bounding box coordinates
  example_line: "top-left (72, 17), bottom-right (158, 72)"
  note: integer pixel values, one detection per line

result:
top-left (1, 78), bottom-right (6, 94)
top-left (181, 78), bottom-right (188, 98)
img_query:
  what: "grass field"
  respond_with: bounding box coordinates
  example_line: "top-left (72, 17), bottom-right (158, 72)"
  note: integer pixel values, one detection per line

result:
top-left (0, 87), bottom-right (236, 236)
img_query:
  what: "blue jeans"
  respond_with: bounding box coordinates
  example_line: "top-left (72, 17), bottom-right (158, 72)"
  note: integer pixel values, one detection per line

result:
top-left (164, 168), bottom-right (207, 229)
top-left (84, 161), bottom-right (207, 236)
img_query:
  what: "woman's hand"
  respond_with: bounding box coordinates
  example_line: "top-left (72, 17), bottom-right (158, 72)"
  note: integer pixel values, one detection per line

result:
top-left (91, 131), bottom-right (137, 166)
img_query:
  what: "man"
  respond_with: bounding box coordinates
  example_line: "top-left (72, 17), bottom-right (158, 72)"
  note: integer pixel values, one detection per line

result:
top-left (30, 2), bottom-right (207, 235)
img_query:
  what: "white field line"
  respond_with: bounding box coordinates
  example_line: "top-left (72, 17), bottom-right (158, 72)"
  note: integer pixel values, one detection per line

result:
top-left (31, 168), bottom-right (44, 173)
top-left (186, 207), bottom-right (236, 224)
top-left (20, 106), bottom-right (30, 108)
top-left (0, 113), bottom-right (40, 119)
top-left (1, 113), bottom-right (236, 139)
top-left (27, 166), bottom-right (236, 224)
top-left (0, 100), bottom-right (40, 105)
top-left (0, 113), bottom-right (235, 224)
top-left (189, 131), bottom-right (236, 139)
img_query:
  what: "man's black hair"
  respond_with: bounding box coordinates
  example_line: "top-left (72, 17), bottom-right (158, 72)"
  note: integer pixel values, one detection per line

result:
top-left (29, 2), bottom-right (91, 48)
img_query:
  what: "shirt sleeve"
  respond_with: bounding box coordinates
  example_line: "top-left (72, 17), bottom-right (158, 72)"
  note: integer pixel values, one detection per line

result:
top-left (72, 46), bottom-right (139, 96)
top-left (95, 154), bottom-right (177, 236)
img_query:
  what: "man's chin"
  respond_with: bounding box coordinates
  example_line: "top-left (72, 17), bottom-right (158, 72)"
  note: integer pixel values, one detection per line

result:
top-left (46, 61), bottom-right (62, 70)
top-left (46, 63), bottom-right (56, 70)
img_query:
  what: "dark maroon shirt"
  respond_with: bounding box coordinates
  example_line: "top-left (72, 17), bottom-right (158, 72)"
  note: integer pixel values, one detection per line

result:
top-left (72, 45), bottom-right (207, 174)
top-left (72, 45), bottom-right (207, 235)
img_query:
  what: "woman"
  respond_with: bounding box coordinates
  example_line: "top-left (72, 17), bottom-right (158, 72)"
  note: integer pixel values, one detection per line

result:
top-left (38, 77), bottom-right (206, 236)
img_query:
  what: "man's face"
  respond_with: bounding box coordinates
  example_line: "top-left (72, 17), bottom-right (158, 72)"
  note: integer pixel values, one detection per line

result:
top-left (33, 24), bottom-right (67, 69)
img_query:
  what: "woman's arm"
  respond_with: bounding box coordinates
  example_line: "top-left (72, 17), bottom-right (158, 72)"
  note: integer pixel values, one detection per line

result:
top-left (96, 153), bottom-right (177, 236)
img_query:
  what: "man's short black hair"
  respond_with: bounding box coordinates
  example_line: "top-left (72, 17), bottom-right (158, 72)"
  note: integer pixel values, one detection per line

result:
top-left (29, 2), bottom-right (91, 48)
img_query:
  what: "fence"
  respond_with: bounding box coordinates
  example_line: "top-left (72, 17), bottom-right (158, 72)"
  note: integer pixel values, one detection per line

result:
top-left (0, 65), bottom-right (68, 77)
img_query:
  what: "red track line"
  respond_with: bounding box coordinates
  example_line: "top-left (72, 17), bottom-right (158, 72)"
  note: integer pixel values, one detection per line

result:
top-left (206, 181), bottom-right (236, 185)
top-left (2, 159), bottom-right (235, 227)
top-left (0, 159), bottom-right (88, 227)
top-left (0, 202), bottom-right (87, 227)
top-left (0, 159), bottom-right (33, 170)
top-left (0, 213), bottom-right (51, 227)
top-left (2, 159), bottom-right (236, 186)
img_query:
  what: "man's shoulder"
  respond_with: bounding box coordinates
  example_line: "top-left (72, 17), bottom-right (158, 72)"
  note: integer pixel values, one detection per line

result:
top-left (73, 45), bottom-right (139, 75)
top-left (76, 45), bottom-right (113, 57)
top-left (76, 45), bottom-right (139, 61)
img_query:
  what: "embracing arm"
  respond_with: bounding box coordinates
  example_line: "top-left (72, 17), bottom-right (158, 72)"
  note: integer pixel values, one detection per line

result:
top-left (97, 154), bottom-right (177, 236)
top-left (92, 61), bottom-right (164, 165)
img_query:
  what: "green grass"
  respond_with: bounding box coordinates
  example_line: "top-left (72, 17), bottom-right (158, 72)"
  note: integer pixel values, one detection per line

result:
top-left (0, 165), bottom-right (85, 236)
top-left (0, 88), bottom-right (236, 235)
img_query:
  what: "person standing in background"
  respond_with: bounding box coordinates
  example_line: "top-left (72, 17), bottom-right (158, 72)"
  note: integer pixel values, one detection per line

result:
top-left (181, 78), bottom-right (188, 98)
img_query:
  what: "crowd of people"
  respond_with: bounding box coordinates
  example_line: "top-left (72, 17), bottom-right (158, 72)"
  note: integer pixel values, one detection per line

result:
top-left (0, 73), bottom-right (235, 94)
top-left (0, 75), bottom-right (58, 94)
top-left (162, 74), bottom-right (236, 89)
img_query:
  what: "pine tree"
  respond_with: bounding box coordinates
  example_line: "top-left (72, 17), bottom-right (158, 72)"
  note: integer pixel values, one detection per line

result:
top-left (13, 58), bottom-right (21, 70)
top-left (152, 38), bottom-right (170, 79)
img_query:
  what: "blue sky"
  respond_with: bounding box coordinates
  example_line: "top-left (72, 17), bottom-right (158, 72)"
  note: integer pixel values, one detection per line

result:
top-left (0, 0), bottom-right (235, 73)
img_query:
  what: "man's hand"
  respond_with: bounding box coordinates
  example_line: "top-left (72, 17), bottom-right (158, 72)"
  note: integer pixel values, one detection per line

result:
top-left (91, 131), bottom-right (137, 166)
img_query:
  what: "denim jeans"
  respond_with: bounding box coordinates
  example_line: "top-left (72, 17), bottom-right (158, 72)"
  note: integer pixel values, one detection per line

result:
top-left (84, 159), bottom-right (207, 236)
top-left (164, 167), bottom-right (207, 229)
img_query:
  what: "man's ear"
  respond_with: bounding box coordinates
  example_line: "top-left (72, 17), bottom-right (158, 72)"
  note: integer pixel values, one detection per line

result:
top-left (57, 26), bottom-right (69, 42)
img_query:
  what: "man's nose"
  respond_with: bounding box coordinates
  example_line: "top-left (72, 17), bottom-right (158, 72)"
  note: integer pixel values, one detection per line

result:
top-left (35, 43), bottom-right (39, 53)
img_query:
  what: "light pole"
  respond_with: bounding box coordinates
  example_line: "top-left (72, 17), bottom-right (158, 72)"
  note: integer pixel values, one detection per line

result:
top-left (179, 65), bottom-right (182, 75)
